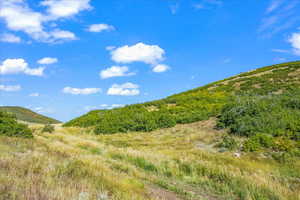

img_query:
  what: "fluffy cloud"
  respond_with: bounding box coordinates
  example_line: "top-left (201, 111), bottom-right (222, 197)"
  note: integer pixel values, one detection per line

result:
top-left (0, 33), bottom-right (21, 43)
top-left (24, 67), bottom-right (45, 76)
top-left (152, 64), bottom-right (170, 73)
top-left (111, 43), bottom-right (165, 65)
top-left (37, 57), bottom-right (58, 64)
top-left (88, 24), bottom-right (115, 32)
top-left (100, 66), bottom-right (135, 79)
top-left (107, 82), bottom-right (140, 96)
top-left (0, 84), bottom-right (21, 92)
top-left (0, 58), bottom-right (44, 76)
top-left (288, 32), bottom-right (300, 55)
top-left (62, 87), bottom-right (101, 95)
top-left (0, 0), bottom-right (44, 35)
top-left (41, 0), bottom-right (91, 19)
top-left (0, 0), bottom-right (89, 43)
top-left (50, 29), bottom-right (77, 41)
top-left (106, 46), bottom-right (116, 51)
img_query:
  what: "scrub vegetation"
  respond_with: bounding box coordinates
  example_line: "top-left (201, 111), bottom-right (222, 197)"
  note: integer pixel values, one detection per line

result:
top-left (64, 61), bottom-right (300, 154)
top-left (0, 111), bottom-right (33, 138)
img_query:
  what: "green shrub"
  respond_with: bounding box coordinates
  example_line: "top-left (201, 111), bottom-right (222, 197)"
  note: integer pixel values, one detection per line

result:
top-left (0, 111), bottom-right (33, 138)
top-left (243, 138), bottom-right (261, 152)
top-left (217, 135), bottom-right (239, 150)
top-left (218, 92), bottom-right (300, 153)
top-left (273, 137), bottom-right (295, 152)
top-left (42, 124), bottom-right (55, 133)
top-left (243, 134), bottom-right (274, 152)
top-left (93, 107), bottom-right (176, 134)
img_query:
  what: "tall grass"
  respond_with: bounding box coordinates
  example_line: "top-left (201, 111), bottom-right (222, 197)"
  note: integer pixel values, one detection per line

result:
top-left (3, 121), bottom-right (299, 200)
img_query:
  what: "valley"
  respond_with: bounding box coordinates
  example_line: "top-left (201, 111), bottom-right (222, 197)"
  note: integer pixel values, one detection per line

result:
top-left (1, 121), bottom-right (299, 200)
top-left (1, 61), bottom-right (300, 200)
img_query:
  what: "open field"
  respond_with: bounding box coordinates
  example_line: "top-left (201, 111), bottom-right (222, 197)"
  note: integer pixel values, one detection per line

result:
top-left (1, 121), bottom-right (299, 200)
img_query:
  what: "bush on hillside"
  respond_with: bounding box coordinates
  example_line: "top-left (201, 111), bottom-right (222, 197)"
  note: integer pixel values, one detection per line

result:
top-left (0, 111), bottom-right (33, 138)
top-left (217, 135), bottom-right (239, 150)
top-left (243, 133), bottom-right (274, 152)
top-left (93, 107), bottom-right (176, 134)
top-left (217, 91), bottom-right (300, 152)
top-left (42, 124), bottom-right (55, 133)
top-left (217, 93), bottom-right (300, 138)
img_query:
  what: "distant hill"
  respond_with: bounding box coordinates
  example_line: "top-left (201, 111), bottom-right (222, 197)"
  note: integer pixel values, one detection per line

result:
top-left (64, 61), bottom-right (300, 134)
top-left (0, 106), bottom-right (61, 124)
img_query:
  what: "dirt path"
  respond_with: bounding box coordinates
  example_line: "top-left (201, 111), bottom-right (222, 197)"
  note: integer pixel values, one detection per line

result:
top-left (148, 185), bottom-right (182, 200)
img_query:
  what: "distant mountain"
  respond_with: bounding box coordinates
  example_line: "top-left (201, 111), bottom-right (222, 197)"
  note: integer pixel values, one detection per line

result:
top-left (64, 61), bottom-right (300, 134)
top-left (0, 106), bottom-right (61, 124)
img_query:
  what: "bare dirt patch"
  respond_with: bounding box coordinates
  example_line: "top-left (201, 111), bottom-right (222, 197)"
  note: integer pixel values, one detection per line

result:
top-left (148, 185), bottom-right (182, 200)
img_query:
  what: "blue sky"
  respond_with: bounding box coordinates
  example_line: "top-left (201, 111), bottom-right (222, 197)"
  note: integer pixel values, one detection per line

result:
top-left (1, 0), bottom-right (300, 121)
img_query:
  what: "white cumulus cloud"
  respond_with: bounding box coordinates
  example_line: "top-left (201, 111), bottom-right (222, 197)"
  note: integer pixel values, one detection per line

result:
top-left (152, 64), bottom-right (170, 73)
top-left (37, 57), bottom-right (58, 64)
top-left (41, 0), bottom-right (91, 19)
top-left (88, 24), bottom-right (115, 32)
top-left (0, 58), bottom-right (44, 76)
top-left (0, 0), bottom-right (88, 43)
top-left (100, 66), bottom-right (135, 79)
top-left (107, 82), bottom-right (140, 96)
top-left (111, 42), bottom-right (165, 65)
top-left (288, 32), bottom-right (300, 55)
top-left (0, 33), bottom-right (21, 43)
top-left (63, 87), bottom-right (101, 95)
top-left (0, 0), bottom-right (44, 36)
top-left (0, 84), bottom-right (21, 92)
top-left (50, 29), bottom-right (77, 41)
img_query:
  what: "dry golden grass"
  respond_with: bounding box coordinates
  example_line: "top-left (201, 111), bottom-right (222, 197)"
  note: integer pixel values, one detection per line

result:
top-left (0, 120), bottom-right (299, 200)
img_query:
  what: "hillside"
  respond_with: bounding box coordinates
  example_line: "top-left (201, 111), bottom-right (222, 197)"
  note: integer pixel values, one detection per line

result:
top-left (1, 62), bottom-right (299, 200)
top-left (0, 106), bottom-right (61, 124)
top-left (65, 61), bottom-right (300, 132)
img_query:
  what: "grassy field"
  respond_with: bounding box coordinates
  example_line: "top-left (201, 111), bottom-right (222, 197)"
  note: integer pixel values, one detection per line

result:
top-left (1, 121), bottom-right (299, 200)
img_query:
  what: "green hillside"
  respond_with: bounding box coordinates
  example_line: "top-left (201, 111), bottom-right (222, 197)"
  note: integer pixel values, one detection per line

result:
top-left (0, 106), bottom-right (61, 124)
top-left (65, 61), bottom-right (300, 132)
top-left (0, 111), bottom-right (33, 138)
